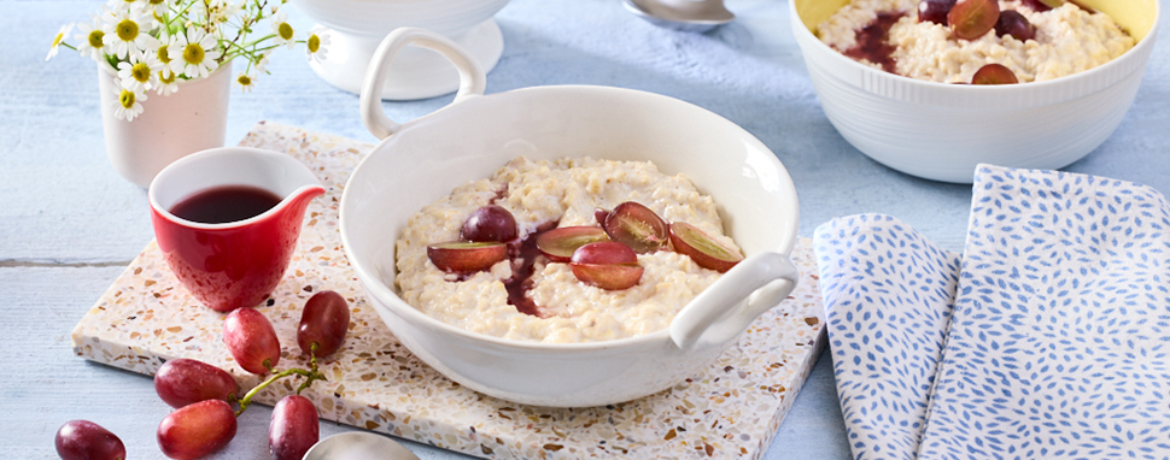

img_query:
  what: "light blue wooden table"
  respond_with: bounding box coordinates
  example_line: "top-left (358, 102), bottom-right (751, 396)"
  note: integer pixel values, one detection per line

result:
top-left (6, 0), bottom-right (1168, 458)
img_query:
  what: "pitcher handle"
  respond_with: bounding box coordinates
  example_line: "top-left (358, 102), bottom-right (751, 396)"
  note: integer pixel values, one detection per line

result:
top-left (669, 252), bottom-right (799, 351)
top-left (360, 27), bottom-right (488, 139)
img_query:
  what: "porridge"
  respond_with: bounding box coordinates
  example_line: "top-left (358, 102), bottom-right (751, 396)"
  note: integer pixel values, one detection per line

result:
top-left (395, 156), bottom-right (744, 344)
top-left (818, 0), bottom-right (1135, 83)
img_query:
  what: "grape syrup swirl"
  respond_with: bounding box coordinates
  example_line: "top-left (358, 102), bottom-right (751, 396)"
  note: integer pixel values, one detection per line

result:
top-left (843, 11), bottom-right (905, 74)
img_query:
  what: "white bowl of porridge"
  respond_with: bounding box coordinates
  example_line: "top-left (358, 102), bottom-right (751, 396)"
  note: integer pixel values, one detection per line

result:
top-left (791, 0), bottom-right (1159, 183)
top-left (339, 29), bottom-right (800, 407)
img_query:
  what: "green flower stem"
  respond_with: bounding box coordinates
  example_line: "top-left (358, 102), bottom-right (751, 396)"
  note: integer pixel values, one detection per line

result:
top-left (60, 42), bottom-right (77, 51)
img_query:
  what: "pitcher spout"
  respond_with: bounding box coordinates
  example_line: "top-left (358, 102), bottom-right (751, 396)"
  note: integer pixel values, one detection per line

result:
top-left (277, 184), bottom-right (327, 220)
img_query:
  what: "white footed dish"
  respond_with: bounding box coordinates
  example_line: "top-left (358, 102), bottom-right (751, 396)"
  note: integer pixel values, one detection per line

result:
top-left (339, 28), bottom-right (800, 407)
top-left (791, 0), bottom-right (1160, 183)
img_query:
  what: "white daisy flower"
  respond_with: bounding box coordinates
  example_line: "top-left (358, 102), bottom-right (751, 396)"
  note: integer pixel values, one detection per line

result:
top-left (169, 26), bottom-right (222, 79)
top-left (117, 50), bottom-right (163, 92)
top-left (235, 72), bottom-right (256, 93)
top-left (270, 10), bottom-right (296, 49)
top-left (306, 29), bottom-right (330, 63)
top-left (154, 32), bottom-right (179, 78)
top-left (253, 49), bottom-right (273, 74)
top-left (47, 23), bottom-right (74, 61)
top-left (74, 15), bottom-right (108, 61)
top-left (112, 83), bottom-right (147, 121)
top-left (155, 70), bottom-right (179, 96)
top-left (141, 0), bottom-right (172, 17)
top-left (102, 7), bottom-right (155, 59)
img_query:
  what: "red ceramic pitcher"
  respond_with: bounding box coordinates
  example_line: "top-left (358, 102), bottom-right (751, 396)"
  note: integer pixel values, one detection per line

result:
top-left (148, 147), bottom-right (325, 312)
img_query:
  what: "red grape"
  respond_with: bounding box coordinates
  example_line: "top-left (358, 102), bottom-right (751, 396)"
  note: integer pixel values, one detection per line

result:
top-left (426, 241), bottom-right (507, 272)
top-left (157, 400), bottom-right (237, 460)
top-left (154, 358), bottom-right (240, 408)
top-left (298, 290), bottom-right (350, 358)
top-left (603, 201), bottom-right (669, 254)
top-left (536, 226), bottom-right (610, 262)
top-left (995, 10), bottom-right (1035, 41)
top-left (269, 395), bottom-right (320, 460)
top-left (594, 207), bottom-right (610, 226)
top-left (223, 307), bottom-right (281, 375)
top-left (669, 222), bottom-right (744, 273)
top-left (55, 420), bottom-right (125, 460)
top-left (918, 0), bottom-right (957, 25)
top-left (972, 63), bottom-right (1019, 84)
top-left (1020, 0), bottom-right (1055, 12)
top-left (569, 242), bottom-right (643, 290)
top-left (461, 205), bottom-right (518, 243)
top-left (948, 0), bottom-right (999, 40)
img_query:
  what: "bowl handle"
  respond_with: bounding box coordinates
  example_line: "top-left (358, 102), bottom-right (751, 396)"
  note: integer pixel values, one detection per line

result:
top-left (359, 27), bottom-right (488, 139)
top-left (669, 252), bottom-right (799, 351)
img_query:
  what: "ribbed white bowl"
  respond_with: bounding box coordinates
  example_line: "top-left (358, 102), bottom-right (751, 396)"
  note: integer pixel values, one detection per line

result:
top-left (790, 0), bottom-right (1160, 183)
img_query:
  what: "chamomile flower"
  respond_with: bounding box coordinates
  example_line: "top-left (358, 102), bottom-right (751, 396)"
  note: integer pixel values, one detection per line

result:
top-left (111, 84), bottom-right (147, 121)
top-left (75, 15), bottom-right (108, 60)
top-left (253, 49), bottom-right (273, 74)
top-left (141, 0), bottom-right (173, 17)
top-left (270, 10), bottom-right (296, 49)
top-left (47, 23), bottom-right (74, 61)
top-left (235, 72), bottom-right (256, 92)
top-left (117, 50), bottom-right (162, 92)
top-left (155, 70), bottom-right (179, 96)
top-left (154, 32), bottom-right (179, 78)
top-left (169, 26), bottom-right (222, 79)
top-left (102, 7), bottom-right (155, 59)
top-left (306, 29), bottom-right (330, 63)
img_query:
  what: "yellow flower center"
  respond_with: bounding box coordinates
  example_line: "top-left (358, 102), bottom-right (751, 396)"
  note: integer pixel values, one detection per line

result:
top-left (52, 32), bottom-right (65, 48)
top-left (149, 0), bottom-right (165, 4)
top-left (116, 19), bottom-right (139, 42)
top-left (131, 62), bottom-right (152, 83)
top-left (307, 34), bottom-right (320, 53)
top-left (278, 23), bottom-right (293, 41)
top-left (158, 45), bottom-right (171, 63)
top-left (183, 43), bottom-right (204, 64)
top-left (237, 74), bottom-right (252, 86)
top-left (119, 89), bottom-right (136, 109)
top-left (159, 71), bottom-right (176, 84)
top-left (88, 30), bottom-right (105, 48)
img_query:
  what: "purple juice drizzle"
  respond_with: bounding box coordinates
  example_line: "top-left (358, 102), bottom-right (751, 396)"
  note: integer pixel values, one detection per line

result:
top-left (843, 12), bottom-right (906, 74)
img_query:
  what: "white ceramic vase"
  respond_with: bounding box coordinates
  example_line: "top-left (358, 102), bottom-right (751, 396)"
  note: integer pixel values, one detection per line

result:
top-left (98, 63), bottom-right (231, 188)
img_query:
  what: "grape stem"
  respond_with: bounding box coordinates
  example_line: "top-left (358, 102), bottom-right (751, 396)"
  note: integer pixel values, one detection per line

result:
top-left (234, 347), bottom-right (326, 417)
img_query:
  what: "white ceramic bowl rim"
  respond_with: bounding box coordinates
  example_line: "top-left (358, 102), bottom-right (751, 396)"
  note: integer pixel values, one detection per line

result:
top-left (340, 84), bottom-right (799, 353)
top-left (790, 0), bottom-right (1161, 94)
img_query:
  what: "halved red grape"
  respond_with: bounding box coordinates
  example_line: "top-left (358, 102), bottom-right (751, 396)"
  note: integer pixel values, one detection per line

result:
top-left (55, 420), bottom-right (125, 460)
top-left (427, 241), bottom-right (507, 273)
top-left (536, 226), bottom-right (610, 262)
top-left (948, 0), bottom-right (999, 40)
top-left (157, 400), bottom-right (237, 460)
top-left (972, 63), bottom-right (1019, 84)
top-left (223, 307), bottom-right (281, 375)
top-left (1020, 0), bottom-right (1058, 12)
top-left (569, 242), bottom-right (643, 290)
top-left (269, 395), bottom-right (320, 460)
top-left (461, 205), bottom-right (518, 243)
top-left (669, 222), bottom-right (744, 273)
top-left (298, 290), bottom-right (350, 358)
top-left (603, 201), bottom-right (668, 254)
top-left (594, 207), bottom-right (610, 226)
top-left (154, 358), bottom-right (239, 408)
top-left (995, 10), bottom-right (1035, 41)
top-left (918, 0), bottom-right (957, 25)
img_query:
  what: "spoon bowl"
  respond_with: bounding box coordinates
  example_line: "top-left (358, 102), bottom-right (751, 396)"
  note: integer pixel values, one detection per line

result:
top-left (303, 432), bottom-right (420, 460)
top-left (624, 0), bottom-right (734, 32)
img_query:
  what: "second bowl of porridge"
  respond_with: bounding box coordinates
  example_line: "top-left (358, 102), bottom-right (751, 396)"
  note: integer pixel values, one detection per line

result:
top-left (791, 0), bottom-right (1159, 182)
top-left (339, 29), bottom-right (800, 407)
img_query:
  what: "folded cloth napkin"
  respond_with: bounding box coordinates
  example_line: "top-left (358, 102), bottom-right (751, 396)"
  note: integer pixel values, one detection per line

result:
top-left (815, 165), bottom-right (1170, 460)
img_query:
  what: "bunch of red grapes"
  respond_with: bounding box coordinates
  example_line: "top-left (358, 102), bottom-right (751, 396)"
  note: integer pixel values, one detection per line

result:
top-left (55, 290), bottom-right (351, 460)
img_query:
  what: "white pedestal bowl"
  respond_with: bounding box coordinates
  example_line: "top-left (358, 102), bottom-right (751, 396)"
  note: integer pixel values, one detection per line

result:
top-left (292, 0), bottom-right (511, 100)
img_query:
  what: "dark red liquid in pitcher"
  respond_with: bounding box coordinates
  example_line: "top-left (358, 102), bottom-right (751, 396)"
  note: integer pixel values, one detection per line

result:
top-left (170, 185), bottom-right (283, 224)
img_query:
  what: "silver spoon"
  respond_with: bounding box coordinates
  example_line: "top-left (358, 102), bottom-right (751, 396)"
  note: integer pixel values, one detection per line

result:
top-left (303, 432), bottom-right (420, 460)
top-left (623, 0), bottom-right (735, 33)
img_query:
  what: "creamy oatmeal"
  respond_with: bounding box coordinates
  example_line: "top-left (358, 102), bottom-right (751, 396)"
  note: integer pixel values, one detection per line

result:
top-left (395, 157), bottom-right (741, 344)
top-left (818, 0), bottom-right (1135, 83)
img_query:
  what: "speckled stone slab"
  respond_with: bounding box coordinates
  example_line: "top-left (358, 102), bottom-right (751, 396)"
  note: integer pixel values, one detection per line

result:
top-left (71, 122), bottom-right (826, 460)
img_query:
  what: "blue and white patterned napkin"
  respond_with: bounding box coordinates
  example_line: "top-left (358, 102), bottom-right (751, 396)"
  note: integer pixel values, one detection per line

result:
top-left (815, 165), bottom-right (1170, 460)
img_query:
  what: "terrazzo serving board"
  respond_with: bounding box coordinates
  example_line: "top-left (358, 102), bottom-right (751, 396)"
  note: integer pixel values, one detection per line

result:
top-left (71, 121), bottom-right (826, 460)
